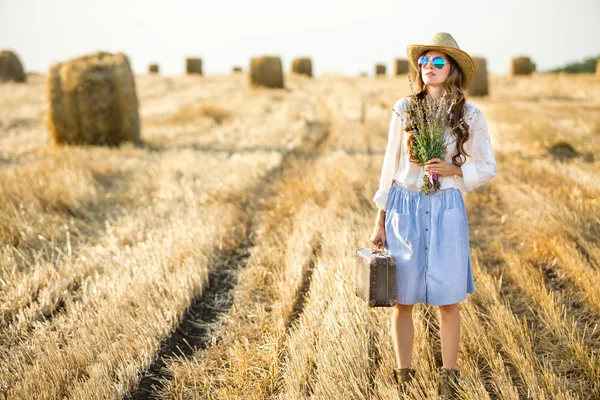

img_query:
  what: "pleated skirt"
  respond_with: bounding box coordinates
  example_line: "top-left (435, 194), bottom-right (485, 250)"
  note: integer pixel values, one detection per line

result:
top-left (384, 181), bottom-right (476, 305)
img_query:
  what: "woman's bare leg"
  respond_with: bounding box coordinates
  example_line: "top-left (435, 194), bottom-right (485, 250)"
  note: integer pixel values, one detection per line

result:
top-left (391, 304), bottom-right (415, 368)
top-left (438, 302), bottom-right (460, 369)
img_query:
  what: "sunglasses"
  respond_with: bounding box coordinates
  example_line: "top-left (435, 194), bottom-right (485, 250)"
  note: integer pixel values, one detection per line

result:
top-left (418, 56), bottom-right (447, 69)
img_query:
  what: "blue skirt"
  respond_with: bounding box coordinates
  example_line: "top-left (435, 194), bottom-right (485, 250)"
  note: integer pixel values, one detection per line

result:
top-left (384, 181), bottom-right (476, 305)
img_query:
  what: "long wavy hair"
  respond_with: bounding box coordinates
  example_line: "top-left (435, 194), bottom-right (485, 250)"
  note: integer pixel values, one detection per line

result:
top-left (405, 50), bottom-right (471, 166)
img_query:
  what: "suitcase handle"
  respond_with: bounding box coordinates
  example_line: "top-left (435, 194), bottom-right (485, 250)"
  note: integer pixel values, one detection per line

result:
top-left (370, 247), bottom-right (391, 254)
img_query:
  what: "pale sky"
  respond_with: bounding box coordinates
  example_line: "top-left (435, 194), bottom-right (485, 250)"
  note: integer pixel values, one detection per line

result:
top-left (1, 0), bottom-right (599, 76)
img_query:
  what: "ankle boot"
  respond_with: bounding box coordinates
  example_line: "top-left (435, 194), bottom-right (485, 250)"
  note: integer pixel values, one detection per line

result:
top-left (393, 367), bottom-right (416, 392)
top-left (438, 367), bottom-right (460, 399)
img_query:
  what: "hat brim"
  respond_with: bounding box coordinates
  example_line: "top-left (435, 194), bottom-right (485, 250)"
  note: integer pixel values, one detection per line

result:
top-left (406, 44), bottom-right (476, 90)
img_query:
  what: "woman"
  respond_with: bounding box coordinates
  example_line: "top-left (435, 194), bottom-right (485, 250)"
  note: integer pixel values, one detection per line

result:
top-left (369, 32), bottom-right (498, 398)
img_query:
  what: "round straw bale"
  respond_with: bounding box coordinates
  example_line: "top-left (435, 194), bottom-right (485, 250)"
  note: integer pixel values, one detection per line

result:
top-left (291, 57), bottom-right (312, 77)
top-left (359, 71), bottom-right (368, 77)
top-left (510, 56), bottom-right (535, 76)
top-left (0, 50), bottom-right (26, 82)
top-left (148, 63), bottom-right (159, 73)
top-left (186, 58), bottom-right (203, 74)
top-left (375, 64), bottom-right (386, 76)
top-left (394, 59), bottom-right (409, 76)
top-left (469, 56), bottom-right (489, 96)
top-left (233, 66), bottom-right (243, 73)
top-left (548, 141), bottom-right (579, 160)
top-left (46, 51), bottom-right (140, 146)
top-left (249, 56), bottom-right (284, 88)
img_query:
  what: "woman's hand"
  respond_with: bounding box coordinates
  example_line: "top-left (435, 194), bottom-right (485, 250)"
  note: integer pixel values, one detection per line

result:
top-left (424, 158), bottom-right (459, 177)
top-left (370, 224), bottom-right (386, 250)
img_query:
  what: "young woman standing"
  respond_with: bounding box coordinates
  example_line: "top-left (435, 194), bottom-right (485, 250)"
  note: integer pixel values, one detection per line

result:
top-left (369, 32), bottom-right (498, 398)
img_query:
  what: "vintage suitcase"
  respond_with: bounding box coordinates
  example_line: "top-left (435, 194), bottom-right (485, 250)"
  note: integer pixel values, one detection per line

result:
top-left (355, 247), bottom-right (397, 307)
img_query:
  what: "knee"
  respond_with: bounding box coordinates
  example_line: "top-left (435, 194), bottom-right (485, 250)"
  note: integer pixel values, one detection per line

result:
top-left (393, 304), bottom-right (414, 314)
top-left (438, 302), bottom-right (460, 316)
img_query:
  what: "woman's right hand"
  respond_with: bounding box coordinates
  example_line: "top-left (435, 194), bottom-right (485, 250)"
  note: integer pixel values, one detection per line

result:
top-left (369, 223), bottom-right (386, 250)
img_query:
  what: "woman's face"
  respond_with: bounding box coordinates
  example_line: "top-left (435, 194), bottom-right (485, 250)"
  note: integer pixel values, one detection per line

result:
top-left (420, 50), bottom-right (451, 87)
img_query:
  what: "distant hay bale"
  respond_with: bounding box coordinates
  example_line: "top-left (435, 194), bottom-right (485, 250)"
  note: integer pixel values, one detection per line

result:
top-left (548, 141), bottom-right (579, 160)
top-left (46, 51), bottom-right (140, 146)
top-left (249, 56), bottom-right (284, 88)
top-left (510, 56), bottom-right (535, 76)
top-left (394, 59), bottom-right (409, 76)
top-left (0, 50), bottom-right (26, 83)
top-left (375, 64), bottom-right (386, 76)
top-left (186, 58), bottom-right (203, 74)
top-left (359, 72), bottom-right (368, 77)
top-left (233, 66), bottom-right (243, 73)
top-left (148, 63), bottom-right (159, 73)
top-left (596, 59), bottom-right (600, 76)
top-left (469, 57), bottom-right (489, 96)
top-left (291, 57), bottom-right (312, 77)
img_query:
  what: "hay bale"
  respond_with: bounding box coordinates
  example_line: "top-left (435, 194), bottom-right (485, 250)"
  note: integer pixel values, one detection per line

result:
top-left (232, 66), bottom-right (243, 73)
top-left (393, 59), bottom-right (409, 76)
top-left (291, 57), bottom-right (312, 77)
top-left (46, 51), bottom-right (140, 146)
top-left (510, 56), bottom-right (535, 76)
top-left (469, 57), bottom-right (489, 96)
top-left (548, 141), bottom-right (579, 160)
top-left (0, 50), bottom-right (26, 83)
top-left (186, 58), bottom-right (203, 74)
top-left (148, 63), bottom-right (159, 73)
top-left (359, 72), bottom-right (368, 77)
top-left (249, 56), bottom-right (284, 88)
top-left (375, 64), bottom-right (386, 76)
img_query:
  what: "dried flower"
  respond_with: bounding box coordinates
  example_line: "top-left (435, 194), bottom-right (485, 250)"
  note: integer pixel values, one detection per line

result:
top-left (427, 170), bottom-right (437, 185)
top-left (406, 94), bottom-right (454, 195)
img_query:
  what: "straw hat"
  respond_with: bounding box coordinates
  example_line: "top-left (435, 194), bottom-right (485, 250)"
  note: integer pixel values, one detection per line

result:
top-left (406, 32), bottom-right (476, 90)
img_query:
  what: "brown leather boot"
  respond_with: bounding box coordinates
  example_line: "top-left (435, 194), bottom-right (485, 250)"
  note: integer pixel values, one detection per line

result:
top-left (393, 367), bottom-right (416, 393)
top-left (438, 367), bottom-right (461, 399)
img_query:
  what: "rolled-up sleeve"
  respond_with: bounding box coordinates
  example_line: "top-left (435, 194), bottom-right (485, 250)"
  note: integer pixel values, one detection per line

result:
top-left (373, 99), bottom-right (404, 212)
top-left (455, 107), bottom-right (498, 192)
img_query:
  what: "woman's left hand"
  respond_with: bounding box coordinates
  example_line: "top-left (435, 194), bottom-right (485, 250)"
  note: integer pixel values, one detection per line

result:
top-left (424, 158), bottom-right (456, 177)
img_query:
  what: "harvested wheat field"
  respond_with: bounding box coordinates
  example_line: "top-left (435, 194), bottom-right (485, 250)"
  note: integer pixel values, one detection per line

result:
top-left (0, 71), bottom-right (599, 400)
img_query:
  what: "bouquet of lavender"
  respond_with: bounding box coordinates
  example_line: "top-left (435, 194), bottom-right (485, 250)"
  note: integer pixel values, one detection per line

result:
top-left (405, 75), bottom-right (457, 195)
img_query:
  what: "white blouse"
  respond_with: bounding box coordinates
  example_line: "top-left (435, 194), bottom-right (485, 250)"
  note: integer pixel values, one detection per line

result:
top-left (373, 96), bottom-right (498, 212)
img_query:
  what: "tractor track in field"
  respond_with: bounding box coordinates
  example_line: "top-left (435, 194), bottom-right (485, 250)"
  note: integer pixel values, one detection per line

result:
top-left (283, 238), bottom-right (322, 333)
top-left (126, 119), bottom-right (331, 400)
top-left (267, 235), bottom-right (322, 398)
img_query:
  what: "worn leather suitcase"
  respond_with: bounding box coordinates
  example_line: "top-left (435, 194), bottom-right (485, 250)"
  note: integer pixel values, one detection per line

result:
top-left (355, 247), bottom-right (397, 307)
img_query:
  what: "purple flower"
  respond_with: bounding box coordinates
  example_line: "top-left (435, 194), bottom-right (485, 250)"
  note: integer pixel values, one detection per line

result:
top-left (427, 170), bottom-right (438, 185)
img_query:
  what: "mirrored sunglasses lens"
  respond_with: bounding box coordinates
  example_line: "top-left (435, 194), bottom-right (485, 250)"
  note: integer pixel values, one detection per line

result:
top-left (418, 56), bottom-right (429, 67)
top-left (433, 58), bottom-right (445, 68)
